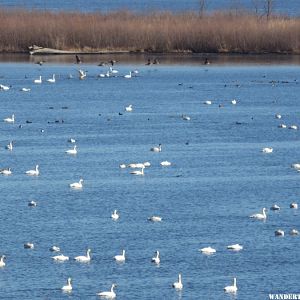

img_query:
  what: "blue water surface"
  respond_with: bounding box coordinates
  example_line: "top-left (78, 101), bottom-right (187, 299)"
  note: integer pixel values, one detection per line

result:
top-left (1, 0), bottom-right (300, 16)
top-left (0, 60), bottom-right (299, 299)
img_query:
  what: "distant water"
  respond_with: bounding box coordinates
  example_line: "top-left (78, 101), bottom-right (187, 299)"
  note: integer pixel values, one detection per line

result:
top-left (0, 59), bottom-right (299, 299)
top-left (1, 0), bottom-right (300, 16)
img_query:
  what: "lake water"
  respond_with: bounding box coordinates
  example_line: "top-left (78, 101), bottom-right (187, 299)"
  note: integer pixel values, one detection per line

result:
top-left (0, 57), bottom-right (300, 299)
top-left (1, 0), bottom-right (300, 16)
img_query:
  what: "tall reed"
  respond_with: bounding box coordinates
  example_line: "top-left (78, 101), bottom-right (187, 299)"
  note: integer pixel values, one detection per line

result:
top-left (0, 8), bottom-right (299, 53)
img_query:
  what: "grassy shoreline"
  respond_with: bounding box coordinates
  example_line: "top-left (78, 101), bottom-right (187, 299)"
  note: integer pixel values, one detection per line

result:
top-left (1, 8), bottom-right (300, 55)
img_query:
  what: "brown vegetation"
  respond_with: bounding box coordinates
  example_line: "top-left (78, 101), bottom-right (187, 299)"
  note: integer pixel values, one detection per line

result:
top-left (0, 8), bottom-right (300, 54)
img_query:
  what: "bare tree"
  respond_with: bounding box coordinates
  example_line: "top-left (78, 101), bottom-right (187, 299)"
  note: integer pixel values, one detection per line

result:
top-left (264, 0), bottom-right (274, 20)
top-left (199, 0), bottom-right (207, 18)
top-left (251, 0), bottom-right (261, 16)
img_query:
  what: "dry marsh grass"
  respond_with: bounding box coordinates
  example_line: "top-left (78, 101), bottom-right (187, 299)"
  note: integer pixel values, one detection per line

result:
top-left (0, 9), bottom-right (300, 54)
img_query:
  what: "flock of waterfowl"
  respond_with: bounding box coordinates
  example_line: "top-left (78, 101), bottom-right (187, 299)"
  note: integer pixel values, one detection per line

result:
top-left (0, 58), bottom-right (299, 298)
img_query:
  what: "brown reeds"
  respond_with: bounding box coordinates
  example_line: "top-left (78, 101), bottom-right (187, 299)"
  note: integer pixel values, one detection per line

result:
top-left (0, 8), bottom-right (300, 54)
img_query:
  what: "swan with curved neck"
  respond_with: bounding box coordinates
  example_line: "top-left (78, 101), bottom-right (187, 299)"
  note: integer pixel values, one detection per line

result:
top-left (70, 178), bottom-right (83, 189)
top-left (65, 145), bottom-right (77, 155)
top-left (250, 208), bottom-right (267, 220)
top-left (26, 165), bottom-right (39, 176)
top-left (130, 166), bottom-right (145, 176)
top-left (47, 74), bottom-right (55, 83)
top-left (4, 114), bottom-right (14, 123)
top-left (34, 76), bottom-right (42, 84)
top-left (97, 284), bottom-right (117, 298)
top-left (74, 249), bottom-right (91, 262)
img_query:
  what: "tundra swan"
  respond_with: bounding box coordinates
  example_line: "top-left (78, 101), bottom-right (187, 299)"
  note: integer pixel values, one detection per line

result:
top-left (97, 284), bottom-right (116, 298)
top-left (224, 278), bottom-right (237, 293)
top-left (70, 178), bottom-right (83, 189)
top-left (25, 165), bottom-right (39, 176)
top-left (3, 114), bottom-right (14, 123)
top-left (152, 251), bottom-right (160, 264)
top-left (172, 273), bottom-right (183, 290)
top-left (61, 278), bottom-right (72, 292)
top-left (74, 249), bottom-right (91, 262)
top-left (114, 250), bottom-right (125, 262)
top-left (250, 208), bottom-right (267, 220)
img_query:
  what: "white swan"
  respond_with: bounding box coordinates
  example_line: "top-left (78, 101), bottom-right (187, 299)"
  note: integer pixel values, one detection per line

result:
top-left (0, 84), bottom-right (10, 91)
top-left (65, 145), bottom-right (77, 155)
top-left (200, 247), bottom-right (216, 254)
top-left (227, 244), bottom-right (243, 251)
top-left (109, 67), bottom-right (118, 74)
top-left (114, 250), bottom-right (125, 262)
top-left (0, 255), bottom-right (6, 267)
top-left (291, 163), bottom-right (300, 170)
top-left (129, 163), bottom-right (145, 168)
top-left (0, 168), bottom-right (12, 175)
top-left (74, 249), bottom-right (91, 262)
top-left (204, 100), bottom-right (212, 105)
top-left (224, 278), bottom-right (237, 293)
top-left (182, 114), bottom-right (191, 121)
top-left (97, 284), bottom-right (117, 298)
top-left (119, 164), bottom-right (126, 169)
top-left (290, 203), bottom-right (298, 209)
top-left (28, 200), bottom-right (37, 207)
top-left (47, 74), bottom-right (55, 83)
top-left (130, 166), bottom-right (145, 176)
top-left (21, 87), bottom-right (31, 92)
top-left (5, 141), bottom-right (13, 151)
top-left (160, 161), bottom-right (171, 166)
top-left (150, 144), bottom-right (162, 152)
top-left (3, 114), bottom-right (14, 123)
top-left (25, 165), bottom-right (39, 176)
top-left (52, 254), bottom-right (69, 261)
top-left (262, 147), bottom-right (273, 153)
top-left (275, 114), bottom-right (282, 119)
top-left (50, 246), bottom-right (60, 252)
top-left (275, 229), bottom-right (284, 236)
top-left (289, 125), bottom-right (298, 130)
top-left (270, 204), bottom-right (280, 211)
top-left (111, 210), bottom-right (119, 220)
top-left (68, 138), bottom-right (76, 143)
top-left (148, 216), bottom-right (162, 222)
top-left (278, 124), bottom-right (287, 128)
top-left (124, 71), bottom-right (132, 79)
top-left (250, 208), bottom-right (267, 220)
top-left (78, 69), bottom-right (87, 79)
top-left (152, 251), bottom-right (160, 264)
top-left (70, 178), bottom-right (83, 189)
top-left (125, 104), bottom-right (133, 112)
top-left (61, 278), bottom-right (72, 292)
top-left (24, 242), bottom-right (34, 249)
top-left (231, 99), bottom-right (237, 105)
top-left (172, 273), bottom-right (183, 290)
top-left (290, 229), bottom-right (299, 235)
top-left (34, 76), bottom-right (42, 84)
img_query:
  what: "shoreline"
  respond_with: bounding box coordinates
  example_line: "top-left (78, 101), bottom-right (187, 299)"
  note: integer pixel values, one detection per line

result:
top-left (1, 52), bottom-right (300, 65)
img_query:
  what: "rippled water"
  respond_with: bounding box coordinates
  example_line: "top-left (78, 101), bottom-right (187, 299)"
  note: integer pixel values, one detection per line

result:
top-left (0, 60), bottom-right (299, 299)
top-left (1, 0), bottom-right (300, 15)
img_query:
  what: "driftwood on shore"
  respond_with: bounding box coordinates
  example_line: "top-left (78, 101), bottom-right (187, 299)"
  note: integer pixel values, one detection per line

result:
top-left (28, 45), bottom-right (129, 55)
